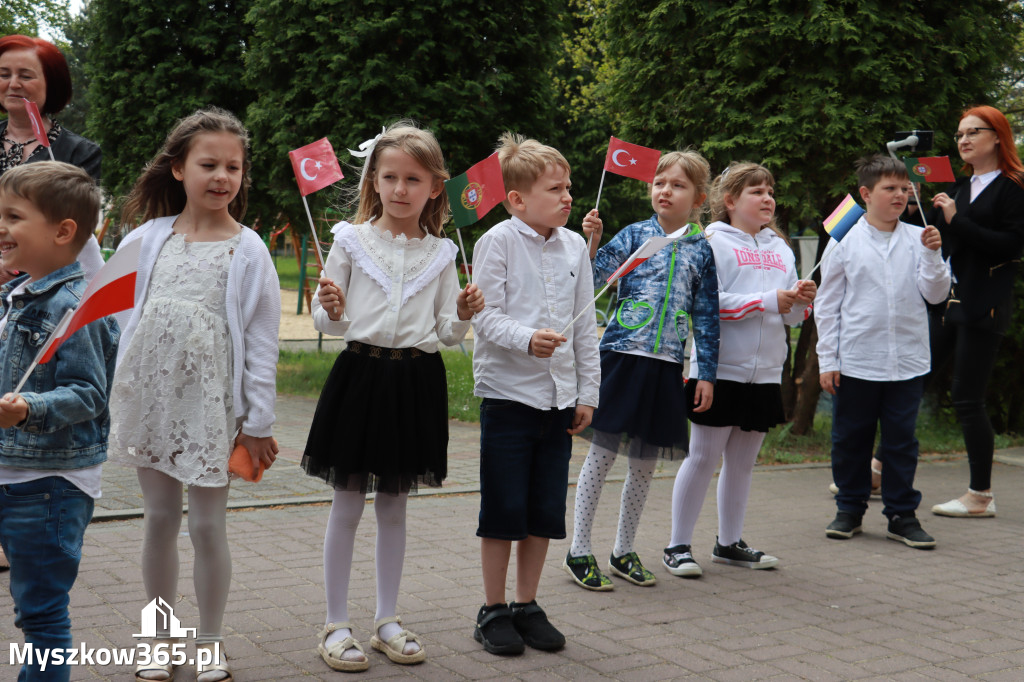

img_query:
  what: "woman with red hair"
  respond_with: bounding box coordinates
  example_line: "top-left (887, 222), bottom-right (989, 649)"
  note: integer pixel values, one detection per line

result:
top-left (930, 105), bottom-right (1024, 519)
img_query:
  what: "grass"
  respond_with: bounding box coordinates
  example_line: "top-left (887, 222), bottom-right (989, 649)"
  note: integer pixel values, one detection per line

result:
top-left (277, 349), bottom-right (1024, 462)
top-left (273, 253), bottom-right (304, 291)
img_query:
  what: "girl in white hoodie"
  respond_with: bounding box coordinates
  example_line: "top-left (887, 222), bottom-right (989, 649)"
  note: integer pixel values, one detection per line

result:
top-left (663, 162), bottom-right (815, 578)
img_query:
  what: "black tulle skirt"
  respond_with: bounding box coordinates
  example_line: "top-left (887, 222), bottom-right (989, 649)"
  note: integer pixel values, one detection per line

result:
top-left (685, 378), bottom-right (784, 433)
top-left (301, 341), bottom-right (448, 493)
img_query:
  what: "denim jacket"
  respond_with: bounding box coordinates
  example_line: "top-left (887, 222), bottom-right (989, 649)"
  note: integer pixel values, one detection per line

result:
top-left (0, 262), bottom-right (119, 469)
top-left (594, 216), bottom-right (720, 381)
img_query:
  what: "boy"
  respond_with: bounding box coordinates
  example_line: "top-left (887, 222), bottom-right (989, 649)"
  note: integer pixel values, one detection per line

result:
top-left (471, 132), bottom-right (601, 655)
top-left (817, 155), bottom-right (949, 549)
top-left (0, 162), bottom-right (119, 681)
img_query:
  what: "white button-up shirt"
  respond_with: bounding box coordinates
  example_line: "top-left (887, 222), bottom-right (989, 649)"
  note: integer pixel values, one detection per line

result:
top-left (472, 217), bottom-right (601, 410)
top-left (970, 169), bottom-right (1001, 202)
top-left (816, 216), bottom-right (950, 381)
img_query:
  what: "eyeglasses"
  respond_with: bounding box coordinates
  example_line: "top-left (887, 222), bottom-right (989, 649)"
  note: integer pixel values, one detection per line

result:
top-left (953, 127), bottom-right (996, 142)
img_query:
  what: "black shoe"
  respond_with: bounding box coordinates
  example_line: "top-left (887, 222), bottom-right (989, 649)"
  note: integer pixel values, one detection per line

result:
top-left (474, 603), bottom-right (524, 655)
top-left (608, 551), bottom-right (656, 586)
top-left (510, 600), bottom-right (565, 651)
top-left (712, 538), bottom-right (778, 569)
top-left (662, 544), bottom-right (702, 578)
top-left (887, 513), bottom-right (936, 549)
top-left (826, 511), bottom-right (863, 539)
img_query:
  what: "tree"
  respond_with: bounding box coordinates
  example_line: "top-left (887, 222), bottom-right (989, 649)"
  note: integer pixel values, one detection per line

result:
top-left (600, 0), bottom-right (1023, 434)
top-left (83, 0), bottom-right (254, 204)
top-left (1, 1), bottom-right (70, 41)
top-left (244, 0), bottom-right (565, 235)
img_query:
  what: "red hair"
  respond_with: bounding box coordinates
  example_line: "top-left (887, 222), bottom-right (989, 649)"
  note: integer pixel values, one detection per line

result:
top-left (0, 35), bottom-right (72, 116)
top-left (961, 105), bottom-right (1024, 188)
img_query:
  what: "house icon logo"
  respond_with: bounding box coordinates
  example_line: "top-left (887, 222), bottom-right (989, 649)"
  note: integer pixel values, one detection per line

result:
top-left (133, 597), bottom-right (196, 638)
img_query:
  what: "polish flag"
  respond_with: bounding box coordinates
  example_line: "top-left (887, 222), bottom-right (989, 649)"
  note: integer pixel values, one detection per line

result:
top-left (38, 238), bottom-right (142, 364)
top-left (606, 224), bottom-right (700, 283)
top-left (603, 136), bottom-right (660, 182)
top-left (21, 99), bottom-right (50, 148)
top-left (289, 138), bottom-right (344, 196)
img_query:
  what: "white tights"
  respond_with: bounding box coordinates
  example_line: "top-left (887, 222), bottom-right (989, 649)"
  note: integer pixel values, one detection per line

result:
top-left (669, 424), bottom-right (766, 547)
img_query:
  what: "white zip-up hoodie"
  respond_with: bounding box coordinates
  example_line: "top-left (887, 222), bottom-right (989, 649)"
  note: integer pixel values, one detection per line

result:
top-left (689, 221), bottom-right (810, 384)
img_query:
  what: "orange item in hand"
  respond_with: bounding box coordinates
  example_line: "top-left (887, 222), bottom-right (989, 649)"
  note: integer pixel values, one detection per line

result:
top-left (229, 438), bottom-right (277, 482)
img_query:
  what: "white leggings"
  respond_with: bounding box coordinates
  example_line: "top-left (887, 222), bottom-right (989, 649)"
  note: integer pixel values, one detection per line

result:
top-left (324, 490), bottom-right (408, 626)
top-left (669, 424), bottom-right (766, 548)
top-left (138, 468), bottom-right (231, 644)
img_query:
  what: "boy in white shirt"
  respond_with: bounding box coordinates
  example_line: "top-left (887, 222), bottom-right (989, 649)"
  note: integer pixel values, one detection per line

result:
top-left (817, 155), bottom-right (950, 549)
top-left (471, 132), bottom-right (601, 655)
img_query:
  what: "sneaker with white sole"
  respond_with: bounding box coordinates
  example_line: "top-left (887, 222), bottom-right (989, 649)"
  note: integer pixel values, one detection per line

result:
top-left (826, 511), bottom-right (863, 539)
top-left (712, 538), bottom-right (778, 569)
top-left (662, 544), bottom-right (702, 578)
top-left (887, 514), bottom-right (936, 549)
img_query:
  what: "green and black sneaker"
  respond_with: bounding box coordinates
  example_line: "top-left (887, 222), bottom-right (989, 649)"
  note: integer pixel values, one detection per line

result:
top-left (608, 551), bottom-right (657, 586)
top-left (562, 552), bottom-right (613, 591)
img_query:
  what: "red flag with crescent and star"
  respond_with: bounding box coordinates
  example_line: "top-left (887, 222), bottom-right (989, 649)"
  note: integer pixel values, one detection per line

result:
top-left (21, 98), bottom-right (50, 148)
top-left (603, 136), bottom-right (660, 183)
top-left (288, 138), bottom-right (344, 196)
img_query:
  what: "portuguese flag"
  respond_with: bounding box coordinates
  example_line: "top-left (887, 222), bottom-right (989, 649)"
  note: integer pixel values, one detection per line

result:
top-left (446, 153), bottom-right (506, 228)
top-left (904, 156), bottom-right (955, 183)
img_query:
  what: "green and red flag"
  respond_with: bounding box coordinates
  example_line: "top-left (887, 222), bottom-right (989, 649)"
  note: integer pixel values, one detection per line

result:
top-left (446, 153), bottom-right (506, 228)
top-left (904, 156), bottom-right (955, 183)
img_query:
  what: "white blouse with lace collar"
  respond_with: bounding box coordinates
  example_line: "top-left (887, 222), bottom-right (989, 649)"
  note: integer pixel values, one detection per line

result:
top-left (311, 221), bottom-right (471, 351)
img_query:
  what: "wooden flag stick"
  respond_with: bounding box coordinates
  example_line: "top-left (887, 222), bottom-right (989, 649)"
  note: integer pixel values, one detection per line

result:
top-left (455, 226), bottom-right (472, 286)
top-left (587, 168), bottom-right (608, 252)
top-left (300, 195), bottom-right (336, 314)
top-left (560, 280), bottom-right (614, 337)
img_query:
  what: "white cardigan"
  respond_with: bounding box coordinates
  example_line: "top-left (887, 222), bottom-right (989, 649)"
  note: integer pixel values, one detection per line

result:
top-left (115, 216), bottom-right (281, 437)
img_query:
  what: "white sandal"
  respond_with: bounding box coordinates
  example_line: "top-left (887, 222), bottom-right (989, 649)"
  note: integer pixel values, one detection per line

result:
top-left (195, 642), bottom-right (232, 682)
top-left (370, 616), bottom-right (426, 664)
top-left (317, 621), bottom-right (370, 672)
top-left (932, 489), bottom-right (996, 518)
top-left (134, 639), bottom-right (176, 682)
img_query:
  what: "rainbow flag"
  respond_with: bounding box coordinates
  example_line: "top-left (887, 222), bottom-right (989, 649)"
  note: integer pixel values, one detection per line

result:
top-left (822, 194), bottom-right (864, 242)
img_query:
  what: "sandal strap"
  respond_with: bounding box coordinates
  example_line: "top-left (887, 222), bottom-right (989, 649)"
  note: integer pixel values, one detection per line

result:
top-left (373, 615), bottom-right (402, 630)
top-left (323, 634), bottom-right (365, 658)
top-left (318, 621), bottom-right (355, 640)
top-left (477, 604), bottom-right (512, 627)
top-left (968, 488), bottom-right (995, 498)
top-left (510, 600), bottom-right (544, 617)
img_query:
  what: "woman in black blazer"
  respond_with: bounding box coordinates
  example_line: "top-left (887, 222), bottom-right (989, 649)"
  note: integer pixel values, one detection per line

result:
top-left (930, 105), bottom-right (1024, 518)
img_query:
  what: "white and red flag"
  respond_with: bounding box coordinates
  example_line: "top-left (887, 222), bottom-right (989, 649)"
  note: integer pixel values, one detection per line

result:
top-left (288, 138), bottom-right (344, 196)
top-left (21, 98), bottom-right (50, 148)
top-left (603, 136), bottom-right (660, 183)
top-left (605, 224), bottom-right (698, 283)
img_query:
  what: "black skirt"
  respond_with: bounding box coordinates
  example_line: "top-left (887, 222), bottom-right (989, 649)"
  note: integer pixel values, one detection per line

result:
top-left (588, 351), bottom-right (688, 460)
top-left (302, 341), bottom-right (448, 493)
top-left (686, 378), bottom-right (784, 433)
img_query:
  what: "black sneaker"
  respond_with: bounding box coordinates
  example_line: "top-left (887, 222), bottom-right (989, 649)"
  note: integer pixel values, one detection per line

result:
top-left (826, 511), bottom-right (863, 539)
top-left (562, 552), bottom-right (613, 591)
top-left (510, 600), bottom-right (565, 651)
top-left (662, 544), bottom-right (702, 578)
top-left (712, 538), bottom-right (778, 569)
top-left (474, 603), bottom-right (524, 655)
top-left (608, 551), bottom-right (656, 586)
top-left (887, 513), bottom-right (936, 549)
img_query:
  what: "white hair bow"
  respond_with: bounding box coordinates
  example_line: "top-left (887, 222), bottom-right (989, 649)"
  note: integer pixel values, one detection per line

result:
top-left (349, 126), bottom-right (387, 191)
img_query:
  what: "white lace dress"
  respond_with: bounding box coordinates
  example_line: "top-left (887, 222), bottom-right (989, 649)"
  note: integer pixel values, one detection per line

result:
top-left (109, 232), bottom-right (240, 487)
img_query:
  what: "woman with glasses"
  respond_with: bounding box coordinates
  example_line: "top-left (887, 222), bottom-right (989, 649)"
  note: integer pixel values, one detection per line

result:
top-left (930, 105), bottom-right (1024, 518)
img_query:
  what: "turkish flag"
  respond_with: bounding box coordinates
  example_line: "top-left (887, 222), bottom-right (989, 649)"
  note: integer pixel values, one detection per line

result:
top-left (289, 138), bottom-right (344, 196)
top-left (603, 136), bottom-right (660, 182)
top-left (21, 98), bottom-right (50, 148)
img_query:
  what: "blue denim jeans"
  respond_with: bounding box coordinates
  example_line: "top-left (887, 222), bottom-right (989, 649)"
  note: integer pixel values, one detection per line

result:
top-left (0, 476), bottom-right (94, 682)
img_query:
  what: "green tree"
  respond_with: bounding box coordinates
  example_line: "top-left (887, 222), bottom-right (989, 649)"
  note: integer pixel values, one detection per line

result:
top-left (82, 0), bottom-right (254, 205)
top-left (244, 0), bottom-right (565, 236)
top-left (0, 1), bottom-right (70, 41)
top-left (601, 0), bottom-right (1024, 433)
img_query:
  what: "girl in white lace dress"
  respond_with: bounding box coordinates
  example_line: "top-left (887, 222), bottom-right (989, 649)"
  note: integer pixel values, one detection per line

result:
top-left (109, 108), bottom-right (280, 682)
top-left (301, 123), bottom-right (483, 672)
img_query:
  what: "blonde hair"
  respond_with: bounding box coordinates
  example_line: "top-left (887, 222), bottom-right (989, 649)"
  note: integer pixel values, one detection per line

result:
top-left (656, 151), bottom-right (711, 224)
top-left (352, 121), bottom-right (450, 237)
top-left (495, 132), bottom-right (570, 200)
top-left (709, 161), bottom-right (786, 240)
top-left (120, 107), bottom-right (251, 228)
top-left (0, 161), bottom-right (100, 252)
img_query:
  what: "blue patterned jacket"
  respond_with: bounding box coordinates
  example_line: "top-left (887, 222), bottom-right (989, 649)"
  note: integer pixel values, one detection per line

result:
top-left (593, 216), bottom-right (720, 381)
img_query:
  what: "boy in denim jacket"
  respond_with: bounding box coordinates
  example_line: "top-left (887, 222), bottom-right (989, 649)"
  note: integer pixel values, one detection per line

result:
top-left (0, 162), bottom-right (119, 682)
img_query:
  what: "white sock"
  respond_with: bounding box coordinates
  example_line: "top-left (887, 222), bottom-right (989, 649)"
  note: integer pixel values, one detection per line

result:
top-left (716, 427), bottom-right (766, 546)
top-left (570, 441), bottom-right (617, 557)
top-left (669, 424), bottom-right (731, 547)
top-left (613, 457), bottom-right (656, 557)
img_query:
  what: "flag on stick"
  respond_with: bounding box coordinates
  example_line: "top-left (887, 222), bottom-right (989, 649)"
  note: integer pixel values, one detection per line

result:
top-left (822, 194), bottom-right (864, 243)
top-left (904, 156), bottom-right (955, 183)
top-left (446, 153), bottom-right (505, 228)
top-left (603, 136), bottom-right (660, 183)
top-left (21, 98), bottom-right (55, 160)
top-left (289, 138), bottom-right (344, 196)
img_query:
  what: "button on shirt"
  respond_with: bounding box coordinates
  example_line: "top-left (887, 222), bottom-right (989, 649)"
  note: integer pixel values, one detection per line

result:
top-left (816, 216), bottom-right (951, 381)
top-left (472, 217), bottom-right (601, 410)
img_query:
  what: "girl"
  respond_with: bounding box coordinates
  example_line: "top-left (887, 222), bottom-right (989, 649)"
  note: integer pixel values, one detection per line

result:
top-left (109, 108), bottom-right (281, 682)
top-left (566, 151), bottom-right (719, 591)
top-left (302, 122), bottom-right (483, 671)
top-left (664, 162), bottom-right (814, 577)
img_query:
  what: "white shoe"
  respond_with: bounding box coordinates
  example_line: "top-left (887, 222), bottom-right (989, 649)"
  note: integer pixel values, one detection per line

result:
top-left (931, 495), bottom-right (996, 518)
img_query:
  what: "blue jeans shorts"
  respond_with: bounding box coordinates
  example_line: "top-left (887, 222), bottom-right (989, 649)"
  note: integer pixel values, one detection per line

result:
top-left (477, 398), bottom-right (574, 540)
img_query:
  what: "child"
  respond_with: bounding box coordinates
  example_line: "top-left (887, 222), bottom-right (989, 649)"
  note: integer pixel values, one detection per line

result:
top-left (109, 108), bottom-right (281, 682)
top-left (471, 132), bottom-right (601, 655)
top-left (0, 161), bottom-right (118, 682)
top-left (818, 155), bottom-right (948, 548)
top-left (665, 162), bottom-right (815, 577)
top-left (565, 151), bottom-right (720, 591)
top-left (301, 122), bottom-right (483, 672)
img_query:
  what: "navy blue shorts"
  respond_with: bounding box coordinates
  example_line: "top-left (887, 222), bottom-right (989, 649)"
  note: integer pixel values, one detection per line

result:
top-left (477, 398), bottom-right (574, 540)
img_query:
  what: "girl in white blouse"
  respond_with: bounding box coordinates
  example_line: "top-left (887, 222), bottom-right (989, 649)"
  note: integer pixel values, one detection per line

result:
top-left (302, 122), bottom-right (483, 672)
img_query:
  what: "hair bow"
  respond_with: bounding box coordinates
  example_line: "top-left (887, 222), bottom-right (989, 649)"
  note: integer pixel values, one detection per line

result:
top-left (349, 126), bottom-right (387, 191)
